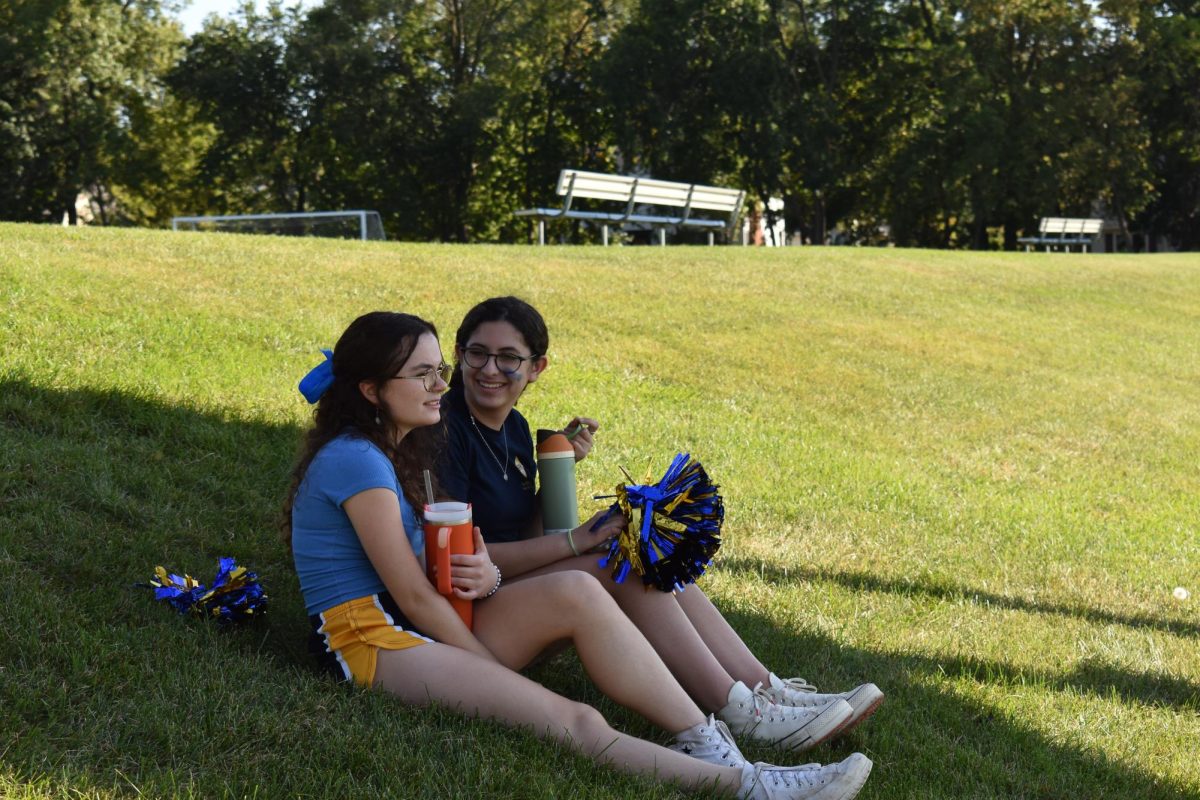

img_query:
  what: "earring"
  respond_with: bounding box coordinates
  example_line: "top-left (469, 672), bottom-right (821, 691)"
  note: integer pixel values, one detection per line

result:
top-left (375, 408), bottom-right (381, 425)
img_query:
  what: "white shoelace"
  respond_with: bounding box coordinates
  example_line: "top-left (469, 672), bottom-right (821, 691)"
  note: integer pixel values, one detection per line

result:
top-left (747, 684), bottom-right (817, 721)
top-left (775, 675), bottom-right (818, 693)
top-left (760, 764), bottom-right (825, 790)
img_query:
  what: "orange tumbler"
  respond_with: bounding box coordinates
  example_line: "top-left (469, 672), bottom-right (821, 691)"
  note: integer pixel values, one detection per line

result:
top-left (423, 501), bottom-right (474, 629)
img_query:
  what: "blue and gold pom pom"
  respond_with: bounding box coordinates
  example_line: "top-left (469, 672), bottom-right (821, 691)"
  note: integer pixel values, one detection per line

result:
top-left (598, 454), bottom-right (724, 593)
top-left (147, 557), bottom-right (267, 623)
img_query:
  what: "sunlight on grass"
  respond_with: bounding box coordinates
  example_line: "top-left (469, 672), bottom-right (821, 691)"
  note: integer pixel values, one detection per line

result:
top-left (1, 223), bottom-right (1197, 798)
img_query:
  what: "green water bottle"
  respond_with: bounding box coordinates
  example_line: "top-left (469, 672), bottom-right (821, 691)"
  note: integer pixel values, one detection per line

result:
top-left (537, 429), bottom-right (578, 534)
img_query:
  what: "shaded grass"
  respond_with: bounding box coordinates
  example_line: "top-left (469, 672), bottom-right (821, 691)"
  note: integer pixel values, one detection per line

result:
top-left (1, 223), bottom-right (1198, 798)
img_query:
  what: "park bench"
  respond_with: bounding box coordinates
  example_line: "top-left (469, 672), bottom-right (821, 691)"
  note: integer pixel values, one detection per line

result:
top-left (1017, 217), bottom-right (1103, 252)
top-left (514, 169), bottom-right (746, 246)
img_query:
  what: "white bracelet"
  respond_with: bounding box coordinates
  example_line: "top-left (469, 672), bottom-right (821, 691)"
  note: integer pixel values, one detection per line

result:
top-left (566, 530), bottom-right (580, 557)
top-left (482, 565), bottom-right (502, 599)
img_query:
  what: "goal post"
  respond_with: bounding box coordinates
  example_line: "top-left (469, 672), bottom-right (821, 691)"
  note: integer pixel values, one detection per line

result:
top-left (171, 210), bottom-right (386, 241)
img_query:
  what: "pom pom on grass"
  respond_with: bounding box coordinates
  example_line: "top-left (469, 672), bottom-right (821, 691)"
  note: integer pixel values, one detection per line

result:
top-left (598, 454), bottom-right (724, 592)
top-left (146, 557), bottom-right (267, 623)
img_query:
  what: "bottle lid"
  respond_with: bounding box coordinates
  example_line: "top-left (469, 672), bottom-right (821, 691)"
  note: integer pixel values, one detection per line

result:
top-left (536, 429), bottom-right (574, 457)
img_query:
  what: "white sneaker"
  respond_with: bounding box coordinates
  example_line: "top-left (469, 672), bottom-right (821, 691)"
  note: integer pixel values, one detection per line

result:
top-left (738, 753), bottom-right (873, 800)
top-left (757, 674), bottom-right (885, 735)
top-left (718, 681), bottom-right (854, 752)
top-left (669, 714), bottom-right (746, 768)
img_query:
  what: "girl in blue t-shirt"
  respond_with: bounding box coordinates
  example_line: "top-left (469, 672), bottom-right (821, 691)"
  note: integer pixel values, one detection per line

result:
top-left (284, 311), bottom-right (872, 800)
top-left (439, 297), bottom-right (885, 754)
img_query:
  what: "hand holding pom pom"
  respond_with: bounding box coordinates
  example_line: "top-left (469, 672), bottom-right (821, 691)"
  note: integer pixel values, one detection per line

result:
top-left (598, 454), bottom-right (723, 592)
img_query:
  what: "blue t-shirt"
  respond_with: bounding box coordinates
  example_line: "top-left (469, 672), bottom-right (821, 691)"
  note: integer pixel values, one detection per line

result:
top-left (439, 382), bottom-right (538, 543)
top-left (291, 432), bottom-right (424, 616)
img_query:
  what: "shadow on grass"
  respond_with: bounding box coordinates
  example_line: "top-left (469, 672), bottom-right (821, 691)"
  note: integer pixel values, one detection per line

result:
top-left (1, 378), bottom-right (1194, 799)
top-left (706, 607), bottom-right (1198, 800)
top-left (0, 376), bottom-right (314, 665)
top-left (717, 556), bottom-right (1200, 639)
top-left (715, 558), bottom-right (1200, 711)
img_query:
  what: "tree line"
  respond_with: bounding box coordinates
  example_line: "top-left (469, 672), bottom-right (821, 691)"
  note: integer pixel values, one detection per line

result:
top-left (1, 0), bottom-right (1196, 249)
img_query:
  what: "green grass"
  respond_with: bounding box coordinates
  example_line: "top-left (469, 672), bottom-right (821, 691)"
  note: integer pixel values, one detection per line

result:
top-left (1, 222), bottom-right (1198, 799)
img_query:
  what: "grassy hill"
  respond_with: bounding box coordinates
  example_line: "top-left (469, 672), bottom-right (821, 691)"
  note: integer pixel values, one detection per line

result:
top-left (1, 223), bottom-right (1197, 799)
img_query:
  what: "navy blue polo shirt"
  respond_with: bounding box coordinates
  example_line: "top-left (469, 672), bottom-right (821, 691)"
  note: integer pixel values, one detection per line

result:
top-left (439, 383), bottom-right (538, 543)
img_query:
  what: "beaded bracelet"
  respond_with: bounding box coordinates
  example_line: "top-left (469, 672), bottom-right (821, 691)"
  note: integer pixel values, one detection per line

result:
top-left (566, 529), bottom-right (580, 557)
top-left (482, 565), bottom-right (502, 599)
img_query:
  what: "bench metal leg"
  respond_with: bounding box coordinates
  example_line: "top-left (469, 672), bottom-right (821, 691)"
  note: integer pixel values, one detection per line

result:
top-left (658, 228), bottom-right (666, 246)
top-left (537, 220), bottom-right (545, 246)
top-left (602, 225), bottom-right (609, 246)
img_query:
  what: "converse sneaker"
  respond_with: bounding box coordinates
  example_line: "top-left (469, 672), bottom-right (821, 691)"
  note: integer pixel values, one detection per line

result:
top-left (738, 753), bottom-right (873, 800)
top-left (756, 674), bottom-right (885, 735)
top-left (669, 714), bottom-right (746, 768)
top-left (718, 681), bottom-right (853, 751)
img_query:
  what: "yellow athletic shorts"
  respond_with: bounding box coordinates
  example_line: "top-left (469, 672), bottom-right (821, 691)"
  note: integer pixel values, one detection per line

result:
top-left (308, 592), bottom-right (433, 686)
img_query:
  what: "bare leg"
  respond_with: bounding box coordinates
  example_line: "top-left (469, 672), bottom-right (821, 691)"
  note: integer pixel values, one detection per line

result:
top-left (374, 619), bottom-right (743, 794)
top-left (473, 570), bottom-right (703, 734)
top-left (675, 584), bottom-right (772, 688)
top-left (519, 557), bottom-right (745, 711)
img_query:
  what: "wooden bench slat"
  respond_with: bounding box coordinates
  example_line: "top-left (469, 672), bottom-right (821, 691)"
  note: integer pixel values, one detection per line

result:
top-left (1021, 216), bottom-right (1103, 252)
top-left (633, 186), bottom-right (695, 205)
top-left (524, 168), bottom-right (746, 244)
top-left (558, 171), bottom-right (742, 210)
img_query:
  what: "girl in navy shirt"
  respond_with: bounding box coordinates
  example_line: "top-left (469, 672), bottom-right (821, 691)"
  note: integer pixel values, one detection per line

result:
top-left (439, 297), bottom-right (885, 754)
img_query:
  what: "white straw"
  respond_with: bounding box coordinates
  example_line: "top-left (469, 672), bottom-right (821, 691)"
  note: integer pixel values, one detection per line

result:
top-left (422, 469), bottom-right (435, 508)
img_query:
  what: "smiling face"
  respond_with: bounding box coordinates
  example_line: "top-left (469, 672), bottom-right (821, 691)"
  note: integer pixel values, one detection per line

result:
top-left (363, 331), bottom-right (448, 441)
top-left (457, 320), bottom-right (546, 426)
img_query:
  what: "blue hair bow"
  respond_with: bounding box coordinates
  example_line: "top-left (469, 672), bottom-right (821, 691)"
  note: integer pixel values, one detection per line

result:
top-left (298, 349), bottom-right (334, 403)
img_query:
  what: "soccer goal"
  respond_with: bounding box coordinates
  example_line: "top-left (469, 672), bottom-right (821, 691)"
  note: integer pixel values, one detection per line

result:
top-left (171, 210), bottom-right (386, 241)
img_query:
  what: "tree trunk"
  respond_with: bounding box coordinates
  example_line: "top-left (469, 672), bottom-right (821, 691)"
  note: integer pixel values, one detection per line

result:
top-left (813, 195), bottom-right (827, 244)
top-left (59, 189), bottom-right (78, 226)
top-left (1003, 220), bottom-right (1017, 250)
top-left (970, 215), bottom-right (988, 250)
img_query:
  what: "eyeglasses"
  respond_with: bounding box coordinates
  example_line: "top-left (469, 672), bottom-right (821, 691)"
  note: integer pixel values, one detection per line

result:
top-left (461, 347), bottom-right (538, 374)
top-left (391, 362), bottom-right (453, 392)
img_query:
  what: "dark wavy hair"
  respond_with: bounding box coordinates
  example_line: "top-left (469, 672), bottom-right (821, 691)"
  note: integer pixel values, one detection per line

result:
top-left (450, 296), bottom-right (549, 388)
top-left (282, 311), bottom-right (444, 546)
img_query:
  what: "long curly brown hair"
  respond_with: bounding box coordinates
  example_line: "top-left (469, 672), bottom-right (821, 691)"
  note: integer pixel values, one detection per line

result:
top-left (281, 311), bottom-right (445, 547)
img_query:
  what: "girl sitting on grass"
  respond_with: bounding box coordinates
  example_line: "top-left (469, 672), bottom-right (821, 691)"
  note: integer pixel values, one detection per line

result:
top-left (284, 310), bottom-right (872, 800)
top-left (439, 297), bottom-right (884, 752)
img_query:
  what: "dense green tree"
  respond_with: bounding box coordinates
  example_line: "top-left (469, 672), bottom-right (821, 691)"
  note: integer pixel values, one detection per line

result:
top-left (1, 0), bottom-right (1197, 249)
top-left (476, 0), bottom-right (629, 242)
top-left (596, 0), bottom-right (797, 242)
top-left (876, 0), bottom-right (1104, 249)
top-left (287, 0), bottom-right (628, 241)
top-left (275, 0), bottom-right (441, 235)
top-left (168, 3), bottom-right (314, 214)
top-left (764, 0), bottom-right (913, 244)
top-left (1124, 0), bottom-right (1200, 250)
top-left (0, 0), bottom-right (182, 223)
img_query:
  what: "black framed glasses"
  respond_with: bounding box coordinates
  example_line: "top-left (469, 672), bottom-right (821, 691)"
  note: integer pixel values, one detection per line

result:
top-left (392, 362), bottom-right (452, 392)
top-left (461, 347), bottom-right (538, 374)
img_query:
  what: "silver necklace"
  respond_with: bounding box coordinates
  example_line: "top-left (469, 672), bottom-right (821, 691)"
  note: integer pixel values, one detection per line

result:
top-left (469, 414), bottom-right (509, 481)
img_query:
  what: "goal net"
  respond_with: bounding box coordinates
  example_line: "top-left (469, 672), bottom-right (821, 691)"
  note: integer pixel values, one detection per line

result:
top-left (171, 210), bottom-right (386, 241)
